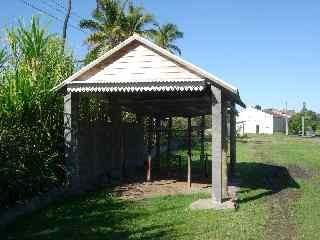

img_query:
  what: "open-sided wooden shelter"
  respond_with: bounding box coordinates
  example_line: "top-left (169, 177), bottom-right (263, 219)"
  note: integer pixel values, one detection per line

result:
top-left (54, 34), bottom-right (245, 204)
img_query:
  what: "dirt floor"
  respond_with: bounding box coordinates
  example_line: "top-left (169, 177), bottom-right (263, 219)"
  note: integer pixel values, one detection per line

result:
top-left (112, 178), bottom-right (212, 200)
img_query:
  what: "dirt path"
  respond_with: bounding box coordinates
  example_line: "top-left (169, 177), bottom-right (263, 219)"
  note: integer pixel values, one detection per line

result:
top-left (250, 140), bottom-right (301, 240)
top-left (266, 189), bottom-right (300, 240)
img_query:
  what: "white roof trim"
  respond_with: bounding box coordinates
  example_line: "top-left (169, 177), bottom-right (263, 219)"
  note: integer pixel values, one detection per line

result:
top-left (53, 34), bottom-right (238, 94)
top-left (67, 85), bottom-right (204, 93)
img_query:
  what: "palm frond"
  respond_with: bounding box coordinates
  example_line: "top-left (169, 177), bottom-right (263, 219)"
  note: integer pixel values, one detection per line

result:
top-left (79, 19), bottom-right (102, 31)
top-left (149, 23), bottom-right (184, 55)
top-left (168, 44), bottom-right (182, 55)
top-left (85, 31), bottom-right (107, 46)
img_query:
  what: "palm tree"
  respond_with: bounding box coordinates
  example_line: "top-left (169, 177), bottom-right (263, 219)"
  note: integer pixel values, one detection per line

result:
top-left (80, 0), bottom-right (153, 62)
top-left (125, 4), bottom-right (154, 37)
top-left (150, 23), bottom-right (184, 55)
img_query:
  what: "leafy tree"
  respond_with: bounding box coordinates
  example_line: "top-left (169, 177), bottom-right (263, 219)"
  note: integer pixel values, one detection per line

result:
top-left (254, 105), bottom-right (262, 110)
top-left (80, 0), bottom-right (153, 63)
top-left (150, 23), bottom-right (184, 55)
top-left (289, 110), bottom-right (320, 135)
top-left (0, 16), bottom-right (75, 207)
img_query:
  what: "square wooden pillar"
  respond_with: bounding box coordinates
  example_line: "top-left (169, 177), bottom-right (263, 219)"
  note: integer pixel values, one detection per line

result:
top-left (211, 86), bottom-right (228, 203)
top-left (64, 92), bottom-right (80, 189)
top-left (229, 102), bottom-right (237, 178)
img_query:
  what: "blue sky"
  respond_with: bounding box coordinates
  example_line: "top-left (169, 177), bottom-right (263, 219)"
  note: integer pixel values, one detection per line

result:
top-left (1, 0), bottom-right (319, 112)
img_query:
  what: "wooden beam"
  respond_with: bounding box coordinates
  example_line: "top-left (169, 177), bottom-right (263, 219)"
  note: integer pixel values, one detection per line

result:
top-left (187, 117), bottom-right (192, 188)
top-left (211, 86), bottom-right (223, 203)
top-left (229, 102), bottom-right (236, 179)
top-left (221, 102), bottom-right (229, 199)
top-left (147, 117), bottom-right (153, 181)
top-left (120, 102), bottom-right (212, 117)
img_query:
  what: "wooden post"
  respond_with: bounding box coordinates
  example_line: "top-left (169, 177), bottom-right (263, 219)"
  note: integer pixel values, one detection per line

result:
top-left (167, 117), bottom-right (172, 170)
top-left (187, 117), bottom-right (192, 188)
top-left (120, 129), bottom-right (126, 179)
top-left (64, 93), bottom-right (80, 189)
top-left (155, 118), bottom-right (161, 172)
top-left (147, 117), bottom-right (153, 181)
top-left (211, 86), bottom-right (223, 203)
top-left (221, 103), bottom-right (229, 199)
top-left (229, 102), bottom-right (236, 179)
top-left (200, 115), bottom-right (205, 173)
top-left (110, 99), bottom-right (121, 177)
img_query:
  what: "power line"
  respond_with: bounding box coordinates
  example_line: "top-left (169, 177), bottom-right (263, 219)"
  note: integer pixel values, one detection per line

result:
top-left (50, 0), bottom-right (83, 21)
top-left (36, 0), bottom-right (81, 23)
top-left (17, 0), bottom-right (86, 34)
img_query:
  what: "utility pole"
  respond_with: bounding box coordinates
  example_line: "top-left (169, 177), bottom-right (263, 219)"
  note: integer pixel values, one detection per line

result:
top-left (285, 101), bottom-right (289, 135)
top-left (96, 0), bottom-right (100, 11)
top-left (62, 0), bottom-right (72, 49)
top-left (301, 116), bottom-right (305, 137)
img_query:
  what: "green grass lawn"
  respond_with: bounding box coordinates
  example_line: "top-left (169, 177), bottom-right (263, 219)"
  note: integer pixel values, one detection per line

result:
top-left (2, 134), bottom-right (320, 239)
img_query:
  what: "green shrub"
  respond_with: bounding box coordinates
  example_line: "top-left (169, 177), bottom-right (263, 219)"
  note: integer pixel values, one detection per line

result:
top-left (0, 16), bottom-right (75, 207)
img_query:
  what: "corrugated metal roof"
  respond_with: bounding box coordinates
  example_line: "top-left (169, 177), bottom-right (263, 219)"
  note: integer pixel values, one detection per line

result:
top-left (67, 81), bottom-right (205, 93)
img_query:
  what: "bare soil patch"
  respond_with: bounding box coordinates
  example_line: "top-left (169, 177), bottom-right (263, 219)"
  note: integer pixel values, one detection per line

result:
top-left (266, 189), bottom-right (300, 240)
top-left (112, 179), bottom-right (211, 200)
top-left (287, 164), bottom-right (313, 180)
top-left (250, 138), bottom-right (302, 239)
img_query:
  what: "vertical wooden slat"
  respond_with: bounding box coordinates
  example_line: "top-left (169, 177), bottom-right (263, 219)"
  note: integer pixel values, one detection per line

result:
top-left (147, 117), bottom-right (153, 182)
top-left (204, 153), bottom-right (208, 178)
top-left (229, 102), bottom-right (237, 178)
top-left (110, 98), bottom-right (121, 177)
top-left (155, 118), bottom-right (161, 172)
top-left (200, 115), bottom-right (205, 174)
top-left (120, 129), bottom-right (126, 179)
top-left (167, 117), bottom-right (172, 171)
top-left (187, 117), bottom-right (192, 188)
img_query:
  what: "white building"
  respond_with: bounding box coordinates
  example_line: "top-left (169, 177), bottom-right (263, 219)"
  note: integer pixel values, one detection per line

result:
top-left (237, 107), bottom-right (273, 135)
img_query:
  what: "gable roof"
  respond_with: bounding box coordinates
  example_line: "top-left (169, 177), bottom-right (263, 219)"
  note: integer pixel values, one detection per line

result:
top-left (53, 34), bottom-right (240, 94)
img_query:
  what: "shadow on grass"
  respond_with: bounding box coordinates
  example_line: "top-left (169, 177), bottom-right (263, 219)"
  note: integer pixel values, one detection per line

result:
top-left (2, 190), bottom-right (175, 240)
top-left (234, 162), bottom-right (300, 204)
